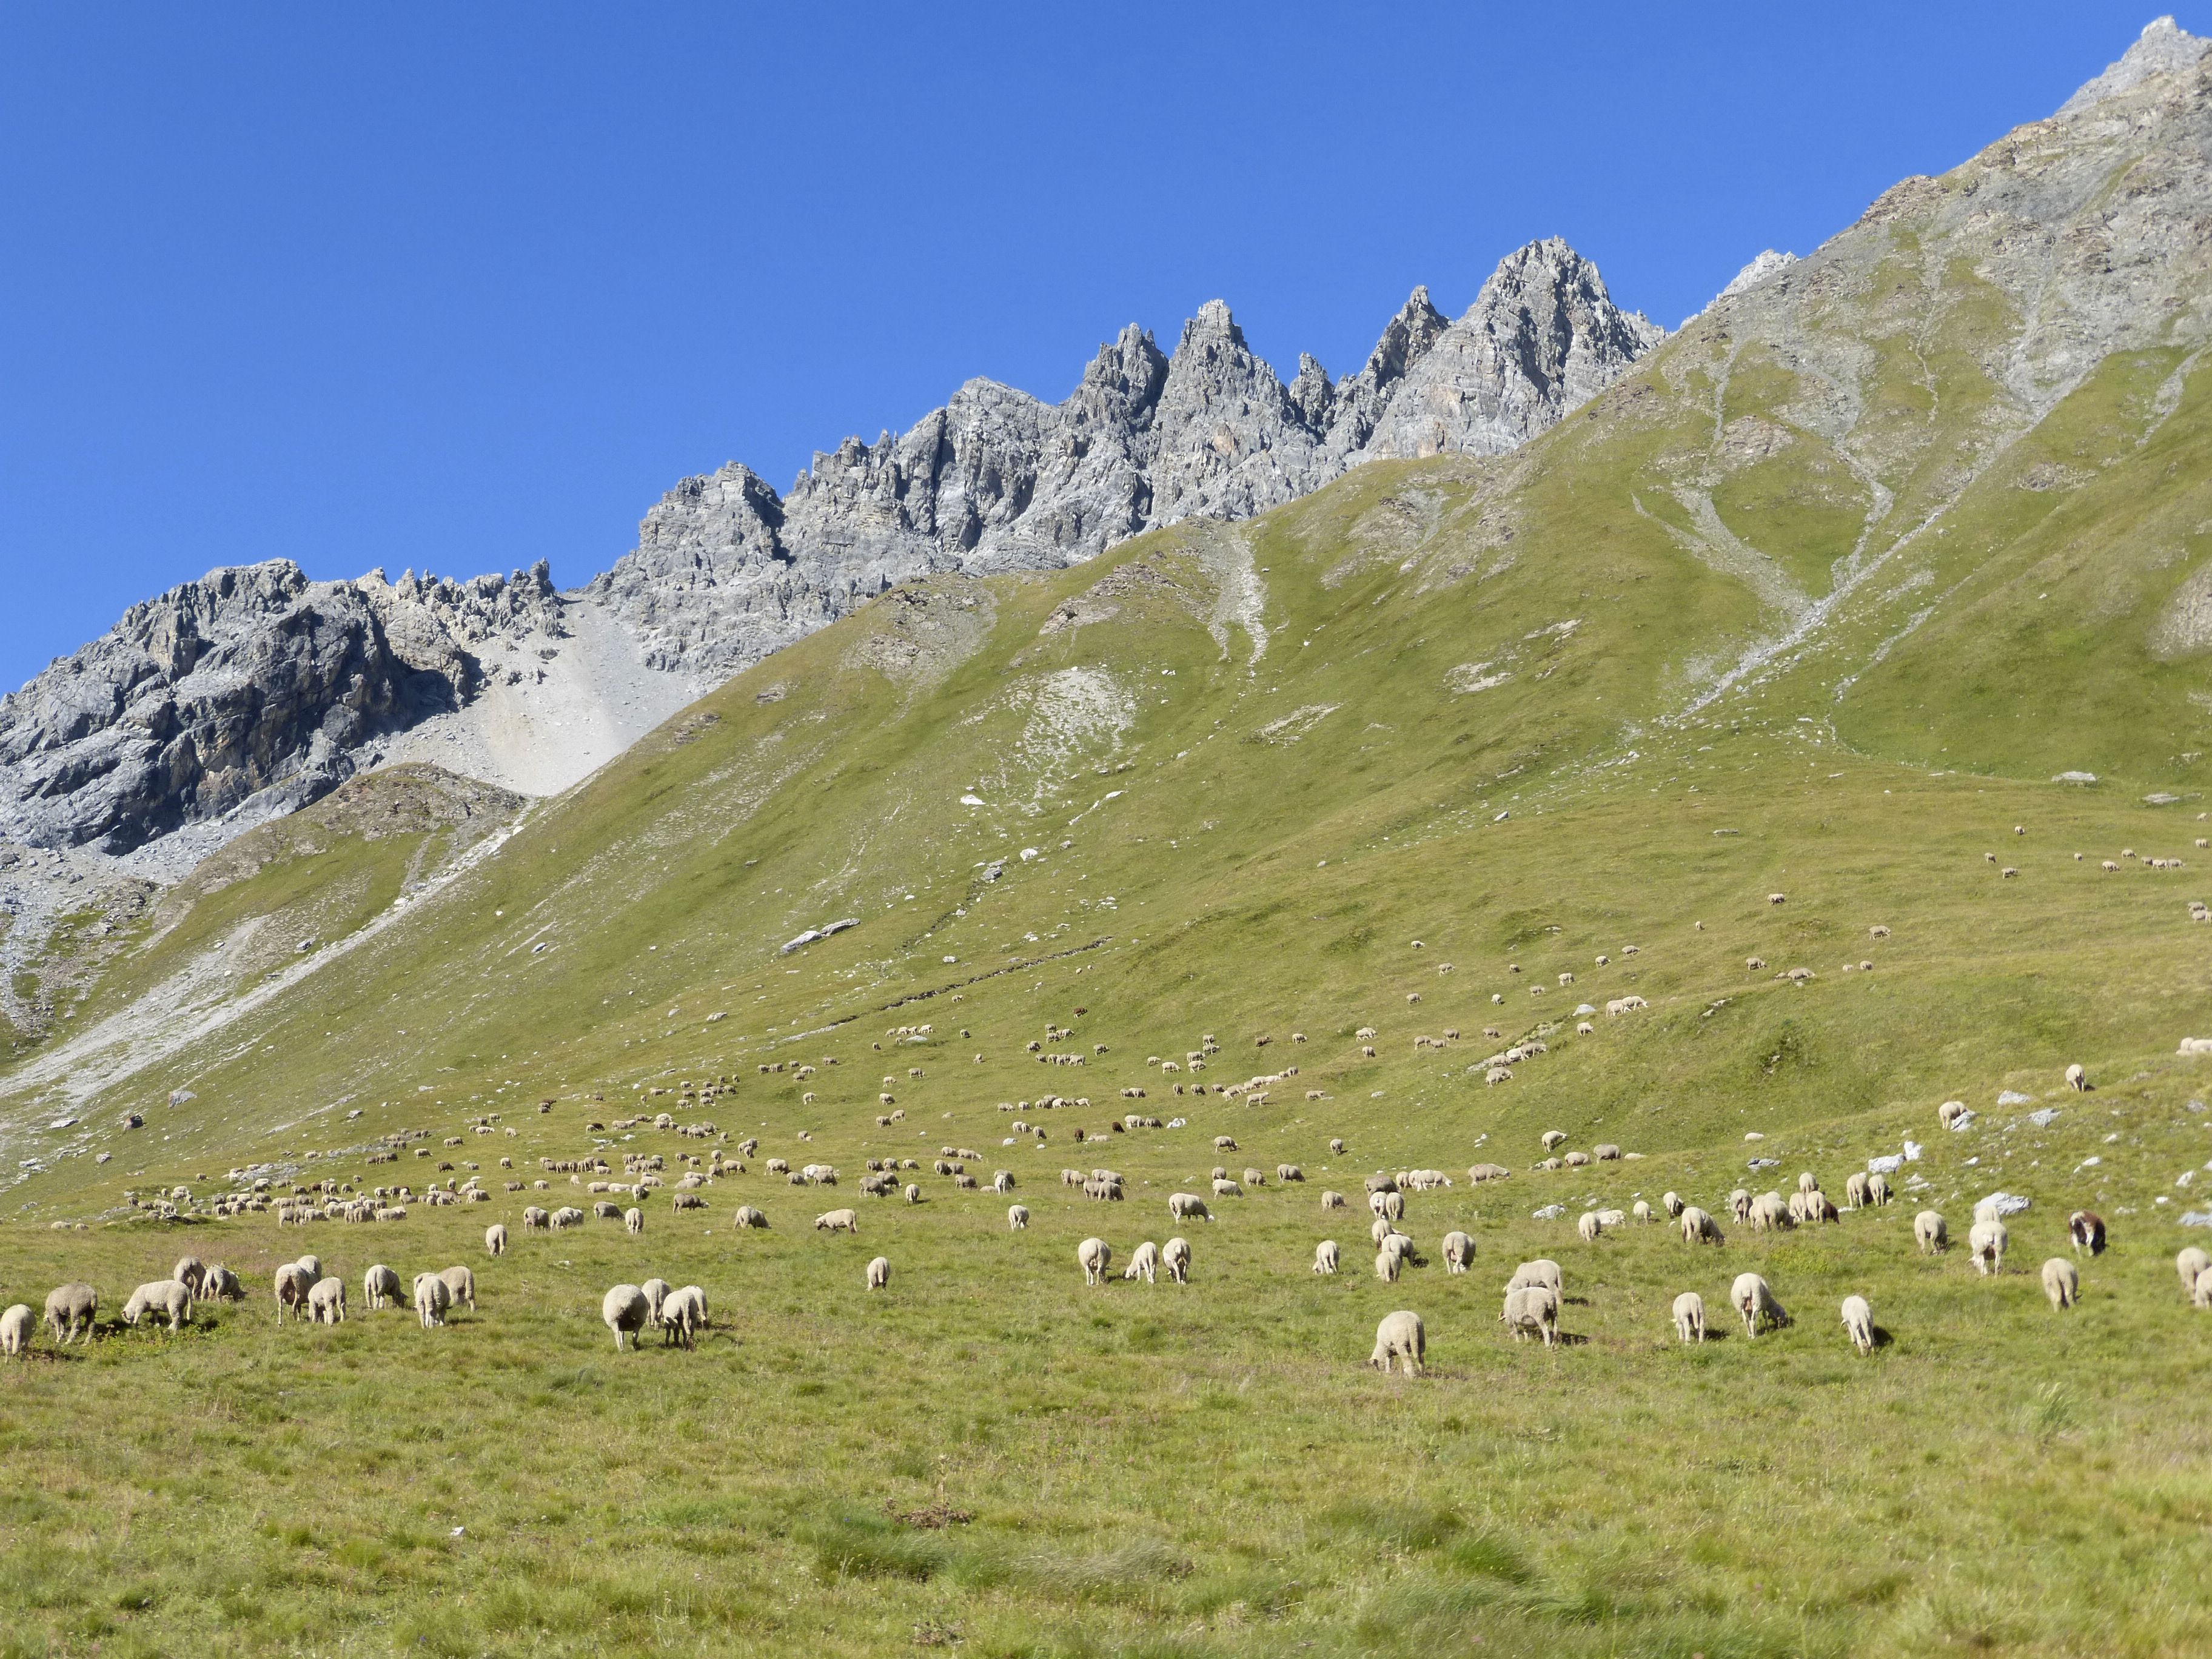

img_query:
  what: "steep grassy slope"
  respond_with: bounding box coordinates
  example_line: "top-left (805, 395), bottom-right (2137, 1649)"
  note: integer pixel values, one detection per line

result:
top-left (4, 50), bottom-right (2212, 1659)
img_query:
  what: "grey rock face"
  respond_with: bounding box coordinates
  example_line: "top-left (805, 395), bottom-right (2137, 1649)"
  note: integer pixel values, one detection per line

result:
top-left (592, 237), bottom-right (1662, 683)
top-left (2059, 15), bottom-right (2211, 115)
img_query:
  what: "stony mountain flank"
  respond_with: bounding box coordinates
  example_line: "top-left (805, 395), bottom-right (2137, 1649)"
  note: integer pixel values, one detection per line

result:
top-left (2, 240), bottom-right (1660, 866)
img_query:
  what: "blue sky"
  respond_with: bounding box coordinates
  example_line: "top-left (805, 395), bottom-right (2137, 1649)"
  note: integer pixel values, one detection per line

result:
top-left (0, 3), bottom-right (2191, 690)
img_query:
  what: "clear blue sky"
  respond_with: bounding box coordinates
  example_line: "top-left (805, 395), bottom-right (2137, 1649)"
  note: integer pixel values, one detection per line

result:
top-left (0, 3), bottom-right (2190, 690)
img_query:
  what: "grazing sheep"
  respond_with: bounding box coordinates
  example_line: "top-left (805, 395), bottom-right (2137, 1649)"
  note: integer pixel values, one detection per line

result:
top-left (1007, 1204), bottom-right (1030, 1231)
top-left (1078, 1238), bottom-right (1112, 1284)
top-left (1168, 1192), bottom-right (1212, 1223)
top-left (733, 1205), bottom-right (768, 1229)
top-left (1969, 1219), bottom-right (2008, 1275)
top-left (1163, 1236), bottom-right (1191, 1284)
top-left (1124, 1241), bottom-right (1161, 1284)
top-left (1375, 1244), bottom-right (1402, 1283)
top-left (523, 1205), bottom-right (550, 1231)
top-left (551, 1207), bottom-right (585, 1229)
top-left (2042, 1258), bottom-right (2079, 1310)
top-left (2065, 1064), bottom-right (2088, 1090)
top-left (2068, 1210), bottom-right (2106, 1257)
top-left (0, 1304), bottom-right (31, 1358)
top-left (1314, 1239), bottom-right (1341, 1275)
top-left (1321, 1190), bottom-right (1347, 1210)
top-left (1372, 1190), bottom-right (1405, 1222)
top-left (1443, 1231), bottom-right (1474, 1274)
top-left (1507, 1259), bottom-right (1563, 1297)
top-left (1845, 1171), bottom-right (1872, 1210)
top-left (307, 1278), bottom-right (347, 1324)
top-left (122, 1280), bottom-right (193, 1332)
top-left (865, 1256), bottom-right (891, 1291)
top-left (1577, 1212), bottom-right (1604, 1244)
top-left (1915, 1211), bottom-right (1948, 1254)
top-left (905, 1184), bottom-right (923, 1204)
top-left (1368, 1310), bottom-right (1425, 1375)
top-left (1866, 1173), bottom-right (1892, 1207)
top-left (1680, 1205), bottom-right (1723, 1245)
top-left (1277, 1164), bottom-right (1304, 1184)
top-left (1671, 1292), bottom-right (1705, 1344)
top-left (485, 1224), bottom-right (508, 1256)
top-left (294, 1255), bottom-right (323, 1282)
top-left (2178, 1247), bottom-right (2212, 1294)
top-left (412, 1273), bottom-right (451, 1329)
top-left (1804, 1191), bottom-right (1839, 1225)
top-left (662, 1285), bottom-right (707, 1346)
top-left (172, 1257), bottom-right (207, 1297)
top-left (1840, 1295), bottom-right (1874, 1355)
top-left (1632, 1200), bottom-right (1652, 1225)
top-left (2194, 1267), bottom-right (2212, 1309)
top-left (1797, 1172), bottom-right (1818, 1198)
top-left (623, 1207), bottom-right (644, 1235)
top-left (201, 1265), bottom-right (243, 1302)
top-left (438, 1265), bottom-right (477, 1312)
top-left (43, 1284), bottom-right (96, 1345)
top-left (602, 1284), bottom-right (650, 1350)
top-left (273, 1263), bottom-right (313, 1324)
top-left (1467, 1163), bottom-right (1512, 1183)
top-left (1731, 1273), bottom-right (1789, 1338)
top-left (363, 1265), bottom-right (401, 1310)
top-left (1541, 1130), bottom-right (1568, 1151)
top-left (1938, 1101), bottom-right (1969, 1128)
top-left (993, 1171), bottom-right (1016, 1194)
top-left (640, 1279), bottom-right (672, 1326)
top-left (1213, 1178), bottom-right (1244, 1199)
top-left (1730, 1189), bottom-right (1752, 1224)
top-left (814, 1208), bottom-right (860, 1234)
top-left (1501, 1285), bottom-right (1558, 1346)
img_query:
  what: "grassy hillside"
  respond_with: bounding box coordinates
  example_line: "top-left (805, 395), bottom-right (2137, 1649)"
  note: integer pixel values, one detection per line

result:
top-left (5, 59), bottom-right (2212, 1659)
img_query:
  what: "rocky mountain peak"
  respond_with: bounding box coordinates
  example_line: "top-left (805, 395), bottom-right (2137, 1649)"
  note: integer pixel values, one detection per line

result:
top-left (2059, 16), bottom-right (2210, 116)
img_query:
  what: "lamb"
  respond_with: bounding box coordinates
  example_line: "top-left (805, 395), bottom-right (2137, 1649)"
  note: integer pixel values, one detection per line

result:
top-left (1731, 1273), bottom-right (1789, 1338)
top-left (2042, 1258), bottom-right (2080, 1310)
top-left (1671, 1291), bottom-right (1705, 1344)
top-left (866, 1256), bottom-right (891, 1291)
top-left (1501, 1285), bottom-right (1558, 1346)
top-left (1368, 1310), bottom-right (1425, 1375)
top-left (122, 1280), bottom-right (193, 1331)
top-left (0, 1304), bottom-right (31, 1357)
top-left (1124, 1241), bottom-right (1160, 1284)
top-left (438, 1265), bottom-right (477, 1312)
top-left (172, 1257), bottom-right (207, 1297)
top-left (1915, 1211), bottom-right (1948, 1253)
top-left (814, 1208), bottom-right (860, 1234)
top-left (308, 1278), bottom-right (347, 1324)
top-left (1577, 1212), bottom-right (1604, 1244)
top-left (2068, 1210), bottom-right (2106, 1257)
top-left (1078, 1238), bottom-right (1113, 1285)
top-left (2178, 1247), bottom-right (2212, 1294)
top-left (1442, 1231), bottom-right (1474, 1274)
top-left (1840, 1294), bottom-right (1874, 1355)
top-left (733, 1205), bottom-right (768, 1229)
top-left (1679, 1205), bottom-right (1723, 1245)
top-left (1163, 1236), bottom-right (1191, 1284)
top-left (43, 1284), bottom-right (96, 1344)
top-left (363, 1264), bottom-right (402, 1309)
top-left (625, 1207), bottom-right (645, 1235)
top-left (1007, 1204), bottom-right (1030, 1231)
top-left (602, 1284), bottom-right (650, 1350)
top-left (1969, 1218), bottom-right (2008, 1275)
top-left (1168, 1192), bottom-right (1212, 1222)
top-left (413, 1272), bottom-right (452, 1329)
top-left (273, 1262), bottom-right (313, 1324)
top-left (1314, 1239), bottom-right (1341, 1275)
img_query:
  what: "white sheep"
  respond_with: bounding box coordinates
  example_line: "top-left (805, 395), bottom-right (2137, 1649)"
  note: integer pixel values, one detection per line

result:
top-left (1007, 1204), bottom-right (1030, 1231)
top-left (273, 1262), bottom-right (313, 1324)
top-left (1320, 1190), bottom-right (1347, 1210)
top-left (1731, 1272), bottom-right (1789, 1338)
top-left (308, 1277), bottom-right (347, 1324)
top-left (1313, 1239), bottom-right (1341, 1275)
top-left (1631, 1200), bottom-right (1652, 1225)
top-left (625, 1207), bottom-right (645, 1235)
top-left (1680, 1206), bottom-right (1723, 1245)
top-left (172, 1256), bottom-right (207, 1297)
top-left (1969, 1219), bottom-right (2008, 1275)
top-left (734, 1205), bottom-right (768, 1229)
top-left (1124, 1241), bottom-right (1160, 1284)
top-left (295, 1255), bottom-right (323, 1281)
top-left (1375, 1244), bottom-right (1401, 1283)
top-left (1507, 1259), bottom-right (1563, 1297)
top-left (412, 1272), bottom-right (451, 1329)
top-left (640, 1279), bottom-right (672, 1326)
top-left (602, 1284), bottom-right (649, 1350)
top-left (0, 1304), bottom-right (31, 1357)
top-left (1671, 1291), bottom-right (1704, 1344)
top-left (485, 1223), bottom-right (508, 1256)
top-left (1915, 1211), bottom-right (1948, 1254)
top-left (123, 1280), bottom-right (193, 1332)
top-left (2065, 1063), bottom-right (2088, 1091)
top-left (1866, 1172), bottom-right (1892, 1207)
top-left (1845, 1171), bottom-right (1871, 1210)
top-left (1840, 1294), bottom-right (1873, 1355)
top-left (1168, 1192), bottom-right (1212, 1223)
top-left (2179, 1247), bottom-right (2212, 1295)
top-left (662, 1284), bottom-right (707, 1345)
top-left (2194, 1267), bottom-right (2212, 1310)
top-left (1162, 1236), bottom-right (1191, 1284)
top-left (1442, 1231), bottom-right (1474, 1275)
top-left (438, 1265), bottom-right (477, 1312)
top-left (2042, 1258), bottom-right (2079, 1310)
top-left (1661, 1191), bottom-right (1685, 1218)
top-left (1501, 1285), bottom-right (1558, 1346)
top-left (814, 1208), bottom-right (860, 1233)
top-left (201, 1265), bottom-right (243, 1301)
top-left (43, 1284), bottom-right (95, 1344)
top-left (1578, 1212), bottom-right (1604, 1244)
top-left (363, 1265), bottom-right (401, 1309)
top-left (1368, 1310), bottom-right (1424, 1375)
top-left (1078, 1238), bottom-right (1112, 1284)
top-left (866, 1256), bottom-right (891, 1291)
